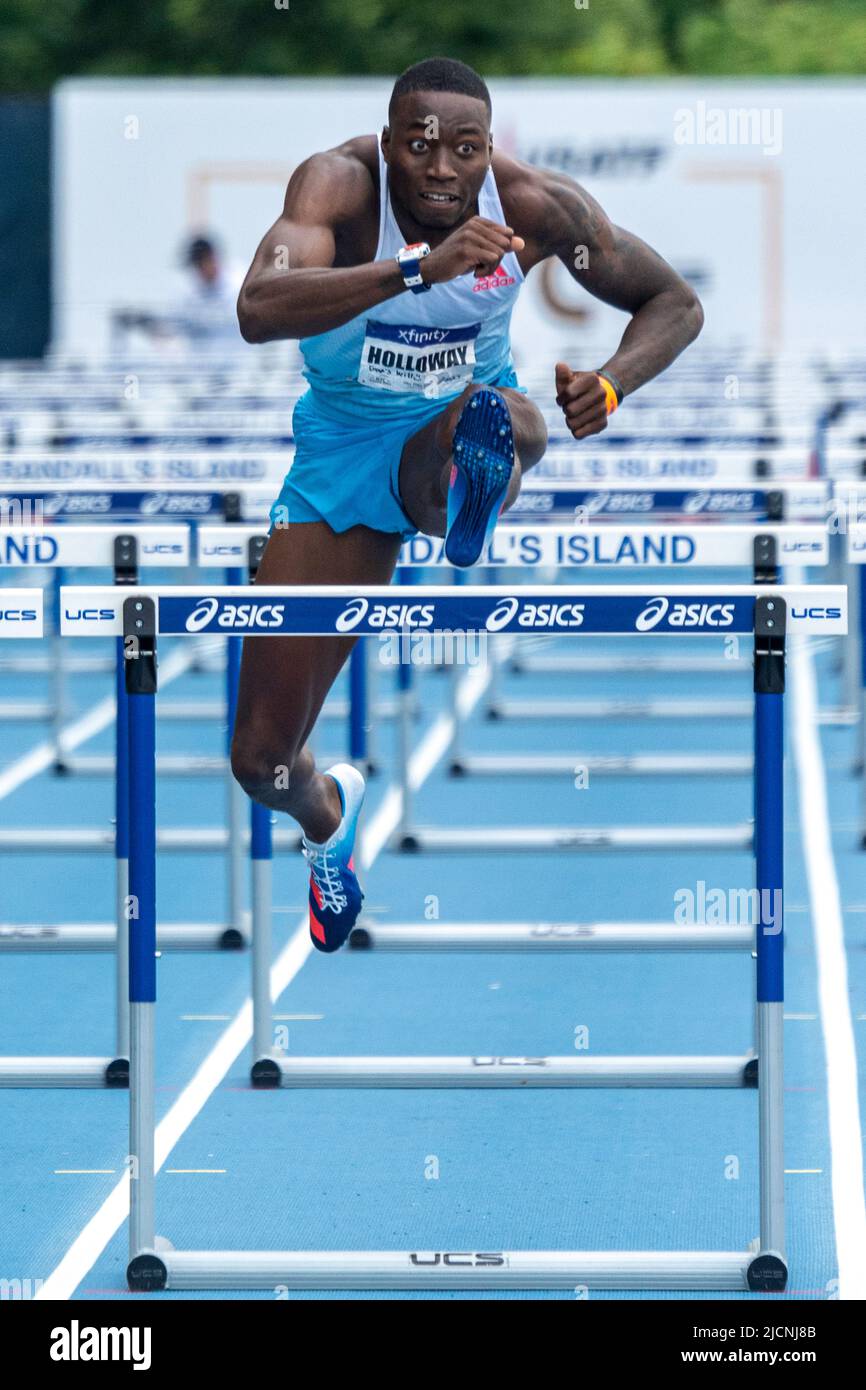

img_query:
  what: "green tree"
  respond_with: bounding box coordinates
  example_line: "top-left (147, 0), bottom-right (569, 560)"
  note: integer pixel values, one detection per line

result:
top-left (0, 0), bottom-right (864, 92)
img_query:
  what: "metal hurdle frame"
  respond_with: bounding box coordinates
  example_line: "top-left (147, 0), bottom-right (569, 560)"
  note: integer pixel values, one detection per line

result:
top-left (0, 529), bottom-right (236, 1089)
top-left (0, 522), bottom-right (247, 942)
top-left (475, 522), bottom-right (824, 726)
top-left (468, 522), bottom-right (818, 777)
top-left (0, 592), bottom-right (123, 1085)
top-left (386, 523), bottom-right (827, 850)
top-left (846, 522), bottom-right (866, 844)
top-left (504, 480), bottom-right (828, 679)
top-left (835, 486), bottom-right (866, 760)
top-left (57, 580), bottom-right (846, 1291)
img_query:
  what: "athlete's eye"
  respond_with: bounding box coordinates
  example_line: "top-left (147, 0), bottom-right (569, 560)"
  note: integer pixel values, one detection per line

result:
top-left (409, 140), bottom-right (428, 154)
top-left (457, 143), bottom-right (478, 156)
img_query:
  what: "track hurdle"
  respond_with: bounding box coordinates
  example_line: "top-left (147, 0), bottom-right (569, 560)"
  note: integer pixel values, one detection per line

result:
top-left (0, 523), bottom-right (246, 939)
top-left (505, 480), bottom-right (829, 679)
top-left (57, 580), bottom-right (846, 1290)
top-left (475, 520), bottom-right (822, 774)
top-left (0, 592), bottom-right (124, 1085)
top-left (386, 524), bottom-right (828, 848)
top-left (0, 524), bottom-right (259, 1088)
top-left (471, 522), bottom-right (824, 726)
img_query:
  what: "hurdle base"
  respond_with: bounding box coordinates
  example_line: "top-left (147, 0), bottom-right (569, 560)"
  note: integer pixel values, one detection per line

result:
top-left (0, 1056), bottom-right (128, 1087)
top-left (250, 1058), bottom-right (282, 1089)
top-left (348, 922), bottom-right (755, 952)
top-left (267, 1055), bottom-right (758, 1088)
top-left (746, 1251), bottom-right (788, 1292)
top-left (484, 698), bottom-right (753, 722)
top-left (0, 923), bottom-right (246, 951)
top-left (392, 825), bottom-right (754, 853)
top-left (447, 753), bottom-right (753, 779)
top-left (143, 1247), bottom-right (763, 1292)
top-left (127, 1251), bottom-right (168, 1293)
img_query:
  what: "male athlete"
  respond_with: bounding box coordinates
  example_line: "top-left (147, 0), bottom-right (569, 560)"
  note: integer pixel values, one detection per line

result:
top-left (231, 57), bottom-right (703, 953)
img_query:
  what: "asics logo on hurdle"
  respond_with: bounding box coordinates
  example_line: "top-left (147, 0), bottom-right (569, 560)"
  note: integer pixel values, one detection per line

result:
top-left (184, 597), bottom-right (286, 631)
top-left (636, 596), bottom-right (736, 630)
top-left (336, 597), bottom-right (436, 631)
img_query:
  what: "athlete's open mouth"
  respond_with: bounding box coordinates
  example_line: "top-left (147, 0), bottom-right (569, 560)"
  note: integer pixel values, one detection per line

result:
top-left (420, 191), bottom-right (459, 204)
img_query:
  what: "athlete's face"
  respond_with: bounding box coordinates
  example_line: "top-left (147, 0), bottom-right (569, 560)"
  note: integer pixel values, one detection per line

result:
top-left (383, 91), bottom-right (492, 232)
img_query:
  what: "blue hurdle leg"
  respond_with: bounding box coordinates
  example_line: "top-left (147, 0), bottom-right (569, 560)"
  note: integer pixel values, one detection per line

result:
top-left (394, 568), bottom-right (416, 848)
top-left (859, 566), bottom-right (866, 841)
top-left (250, 800), bottom-right (274, 1076)
top-left (50, 567), bottom-right (68, 767)
top-left (349, 641), bottom-right (368, 767)
top-left (125, 600), bottom-right (158, 1270)
top-left (750, 594), bottom-right (787, 1291)
top-left (115, 635), bottom-right (130, 1059)
top-left (226, 566), bottom-right (246, 937)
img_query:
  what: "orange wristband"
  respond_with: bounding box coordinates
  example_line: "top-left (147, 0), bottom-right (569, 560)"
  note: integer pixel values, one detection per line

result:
top-left (596, 373), bottom-right (621, 416)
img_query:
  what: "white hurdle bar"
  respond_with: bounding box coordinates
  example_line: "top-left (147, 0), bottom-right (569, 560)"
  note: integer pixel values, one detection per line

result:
top-left (349, 922), bottom-right (755, 951)
top-left (56, 581), bottom-right (846, 1292)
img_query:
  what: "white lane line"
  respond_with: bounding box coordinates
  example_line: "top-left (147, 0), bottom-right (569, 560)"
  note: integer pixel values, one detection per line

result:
top-left (0, 645), bottom-right (200, 804)
top-left (36, 659), bottom-right (493, 1300)
top-left (790, 632), bottom-right (866, 1301)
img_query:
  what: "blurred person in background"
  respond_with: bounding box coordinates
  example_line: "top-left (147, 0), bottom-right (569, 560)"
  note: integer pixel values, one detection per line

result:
top-left (112, 233), bottom-right (245, 355)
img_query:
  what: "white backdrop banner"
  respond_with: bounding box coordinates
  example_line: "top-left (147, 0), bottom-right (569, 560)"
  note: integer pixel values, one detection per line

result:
top-left (53, 77), bottom-right (865, 359)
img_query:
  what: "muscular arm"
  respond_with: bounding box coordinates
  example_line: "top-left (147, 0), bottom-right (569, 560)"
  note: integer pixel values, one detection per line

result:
top-left (237, 149), bottom-right (405, 343)
top-left (541, 173), bottom-right (704, 395)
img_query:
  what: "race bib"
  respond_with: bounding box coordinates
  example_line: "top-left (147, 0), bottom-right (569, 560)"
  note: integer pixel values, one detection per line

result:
top-left (358, 320), bottom-right (481, 396)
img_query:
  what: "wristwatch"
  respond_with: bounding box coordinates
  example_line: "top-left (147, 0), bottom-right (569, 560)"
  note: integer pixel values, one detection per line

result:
top-left (396, 242), bottom-right (432, 294)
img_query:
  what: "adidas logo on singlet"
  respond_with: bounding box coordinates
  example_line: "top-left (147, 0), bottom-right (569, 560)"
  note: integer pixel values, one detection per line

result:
top-left (472, 265), bottom-right (517, 293)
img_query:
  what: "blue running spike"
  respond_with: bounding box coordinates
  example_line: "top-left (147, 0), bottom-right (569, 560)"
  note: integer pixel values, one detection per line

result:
top-left (444, 388), bottom-right (514, 568)
top-left (303, 763), bottom-right (365, 954)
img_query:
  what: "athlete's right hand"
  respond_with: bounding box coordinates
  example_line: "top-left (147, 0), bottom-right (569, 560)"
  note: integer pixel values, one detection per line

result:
top-left (421, 216), bottom-right (525, 284)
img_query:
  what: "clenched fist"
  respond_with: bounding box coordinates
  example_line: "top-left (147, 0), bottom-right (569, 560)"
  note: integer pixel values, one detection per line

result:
top-left (554, 364), bottom-right (614, 440)
top-left (422, 216), bottom-right (525, 285)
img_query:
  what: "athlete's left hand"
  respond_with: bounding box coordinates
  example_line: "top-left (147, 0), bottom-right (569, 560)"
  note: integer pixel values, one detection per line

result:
top-left (554, 364), bottom-right (610, 440)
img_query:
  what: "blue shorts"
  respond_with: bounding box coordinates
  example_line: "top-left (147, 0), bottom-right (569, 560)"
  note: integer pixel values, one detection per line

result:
top-left (270, 369), bottom-right (523, 540)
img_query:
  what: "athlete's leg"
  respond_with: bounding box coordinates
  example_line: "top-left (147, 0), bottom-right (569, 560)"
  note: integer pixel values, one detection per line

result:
top-left (397, 383), bottom-right (548, 536)
top-left (230, 521), bottom-right (401, 841)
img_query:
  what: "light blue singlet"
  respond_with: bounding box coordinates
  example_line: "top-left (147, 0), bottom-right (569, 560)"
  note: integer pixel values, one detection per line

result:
top-left (270, 144), bottom-right (525, 538)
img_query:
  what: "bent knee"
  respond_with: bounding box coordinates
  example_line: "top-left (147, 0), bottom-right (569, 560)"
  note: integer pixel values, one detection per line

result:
top-left (510, 394), bottom-right (548, 465)
top-left (231, 732), bottom-right (307, 801)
